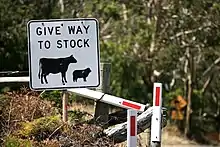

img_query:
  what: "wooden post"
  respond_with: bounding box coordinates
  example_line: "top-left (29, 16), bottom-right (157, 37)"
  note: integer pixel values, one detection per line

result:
top-left (62, 90), bottom-right (69, 122)
top-left (60, 0), bottom-right (67, 123)
top-left (94, 62), bottom-right (111, 126)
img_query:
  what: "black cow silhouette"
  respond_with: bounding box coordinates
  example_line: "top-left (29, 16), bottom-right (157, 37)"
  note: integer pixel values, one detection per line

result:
top-left (38, 55), bottom-right (77, 85)
top-left (72, 67), bottom-right (92, 82)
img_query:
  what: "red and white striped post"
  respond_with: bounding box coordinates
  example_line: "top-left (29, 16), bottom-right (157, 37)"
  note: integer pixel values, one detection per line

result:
top-left (150, 83), bottom-right (163, 147)
top-left (127, 109), bottom-right (137, 147)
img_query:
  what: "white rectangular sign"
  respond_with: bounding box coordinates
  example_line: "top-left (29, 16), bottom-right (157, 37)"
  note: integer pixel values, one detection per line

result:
top-left (27, 18), bottom-right (100, 90)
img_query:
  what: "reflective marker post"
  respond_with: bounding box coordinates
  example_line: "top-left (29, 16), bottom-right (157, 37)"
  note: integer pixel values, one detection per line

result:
top-left (150, 83), bottom-right (163, 147)
top-left (127, 109), bottom-right (137, 147)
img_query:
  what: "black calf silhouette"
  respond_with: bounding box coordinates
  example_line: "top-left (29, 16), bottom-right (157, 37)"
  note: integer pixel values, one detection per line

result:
top-left (72, 67), bottom-right (92, 82)
top-left (38, 55), bottom-right (77, 85)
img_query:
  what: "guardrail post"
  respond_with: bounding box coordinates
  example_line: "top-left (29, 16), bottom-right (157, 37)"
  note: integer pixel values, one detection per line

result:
top-left (94, 62), bottom-right (111, 126)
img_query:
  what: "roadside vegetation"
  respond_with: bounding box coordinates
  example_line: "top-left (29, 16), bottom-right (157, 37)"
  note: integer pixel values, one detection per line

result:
top-left (1, 0), bottom-right (220, 146)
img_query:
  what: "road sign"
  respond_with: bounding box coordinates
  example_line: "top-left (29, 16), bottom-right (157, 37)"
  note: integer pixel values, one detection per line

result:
top-left (170, 95), bottom-right (187, 110)
top-left (171, 110), bottom-right (184, 120)
top-left (170, 95), bottom-right (187, 120)
top-left (27, 18), bottom-right (100, 90)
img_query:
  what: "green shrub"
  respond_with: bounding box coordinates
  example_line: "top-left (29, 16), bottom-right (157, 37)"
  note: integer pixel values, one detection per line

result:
top-left (0, 95), bottom-right (11, 135)
top-left (68, 109), bottom-right (88, 123)
top-left (4, 136), bottom-right (32, 147)
top-left (41, 91), bottom-right (62, 109)
top-left (17, 115), bottom-right (61, 141)
top-left (41, 91), bottom-right (77, 109)
top-left (0, 94), bottom-right (11, 112)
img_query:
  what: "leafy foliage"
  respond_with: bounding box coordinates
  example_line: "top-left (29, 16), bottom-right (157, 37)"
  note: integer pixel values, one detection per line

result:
top-left (1, 0), bottom-right (220, 142)
top-left (68, 109), bottom-right (88, 123)
top-left (3, 136), bottom-right (32, 147)
top-left (41, 90), bottom-right (63, 109)
top-left (16, 115), bottom-right (61, 141)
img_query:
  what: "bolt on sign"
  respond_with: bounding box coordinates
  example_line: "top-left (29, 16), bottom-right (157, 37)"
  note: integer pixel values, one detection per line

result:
top-left (27, 18), bottom-right (100, 90)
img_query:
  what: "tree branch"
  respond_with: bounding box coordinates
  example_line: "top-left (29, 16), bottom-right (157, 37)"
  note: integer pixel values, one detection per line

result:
top-left (170, 24), bottom-right (211, 40)
top-left (201, 75), bottom-right (213, 95)
top-left (202, 57), bottom-right (220, 77)
top-left (100, 18), bottom-right (112, 35)
top-left (149, 0), bottom-right (162, 53)
top-left (122, 4), bottom-right (128, 21)
top-left (58, 0), bottom-right (64, 14)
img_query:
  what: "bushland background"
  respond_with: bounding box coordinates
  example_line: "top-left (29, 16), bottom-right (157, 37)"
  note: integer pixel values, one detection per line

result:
top-left (0, 0), bottom-right (220, 146)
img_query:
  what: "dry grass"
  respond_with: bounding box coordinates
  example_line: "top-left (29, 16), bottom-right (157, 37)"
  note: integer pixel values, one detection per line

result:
top-left (70, 102), bottom-right (202, 147)
top-left (0, 92), bottom-right (116, 147)
top-left (0, 91), bottom-right (209, 147)
top-left (69, 101), bottom-right (95, 115)
top-left (112, 126), bottom-right (199, 147)
top-left (68, 101), bottom-right (125, 121)
top-left (0, 91), bottom-right (56, 136)
top-left (162, 125), bottom-right (197, 145)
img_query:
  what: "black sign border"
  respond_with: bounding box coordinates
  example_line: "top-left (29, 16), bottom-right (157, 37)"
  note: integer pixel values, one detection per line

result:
top-left (27, 18), bottom-right (100, 91)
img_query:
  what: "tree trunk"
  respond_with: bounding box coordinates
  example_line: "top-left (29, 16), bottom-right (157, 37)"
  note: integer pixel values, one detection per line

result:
top-left (184, 48), bottom-right (194, 137)
top-left (185, 74), bottom-right (192, 137)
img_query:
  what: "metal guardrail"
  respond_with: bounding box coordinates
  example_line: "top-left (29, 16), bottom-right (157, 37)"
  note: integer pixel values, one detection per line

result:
top-left (0, 71), bottom-right (29, 77)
